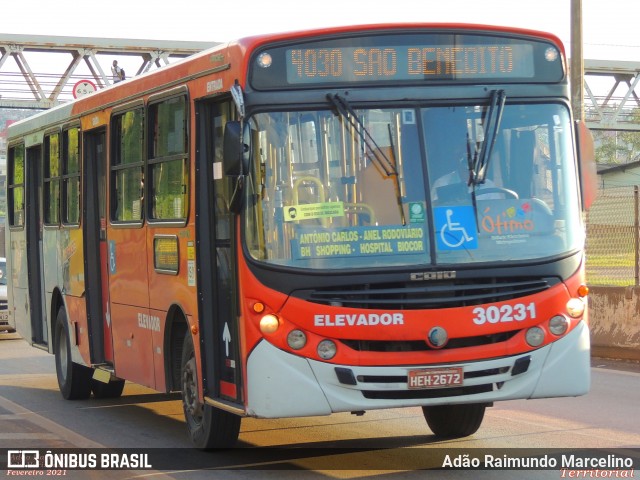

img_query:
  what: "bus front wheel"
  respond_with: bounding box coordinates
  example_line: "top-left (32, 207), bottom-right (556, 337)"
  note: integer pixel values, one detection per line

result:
top-left (180, 334), bottom-right (241, 449)
top-left (54, 308), bottom-right (92, 400)
top-left (422, 403), bottom-right (486, 438)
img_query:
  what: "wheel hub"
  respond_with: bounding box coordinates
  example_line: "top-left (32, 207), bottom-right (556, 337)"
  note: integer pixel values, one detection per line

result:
top-left (182, 357), bottom-right (203, 418)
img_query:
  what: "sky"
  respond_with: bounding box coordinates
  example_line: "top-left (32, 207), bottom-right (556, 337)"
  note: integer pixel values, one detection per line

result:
top-left (0, 0), bottom-right (637, 104)
top-left (2, 0), bottom-right (639, 61)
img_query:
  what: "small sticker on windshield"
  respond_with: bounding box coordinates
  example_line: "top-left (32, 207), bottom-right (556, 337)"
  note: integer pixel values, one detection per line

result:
top-left (409, 202), bottom-right (425, 223)
top-left (402, 110), bottom-right (415, 124)
top-left (435, 206), bottom-right (478, 251)
top-left (284, 202), bottom-right (344, 222)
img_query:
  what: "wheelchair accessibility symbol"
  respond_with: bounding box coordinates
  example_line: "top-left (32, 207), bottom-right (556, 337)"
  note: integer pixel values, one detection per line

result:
top-left (435, 206), bottom-right (478, 250)
top-left (109, 240), bottom-right (117, 274)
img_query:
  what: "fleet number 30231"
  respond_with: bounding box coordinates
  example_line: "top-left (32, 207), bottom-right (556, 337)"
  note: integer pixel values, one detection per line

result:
top-left (472, 302), bottom-right (536, 325)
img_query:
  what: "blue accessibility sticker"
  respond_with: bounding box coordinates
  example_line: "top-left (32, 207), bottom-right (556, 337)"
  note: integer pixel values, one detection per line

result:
top-left (434, 206), bottom-right (478, 250)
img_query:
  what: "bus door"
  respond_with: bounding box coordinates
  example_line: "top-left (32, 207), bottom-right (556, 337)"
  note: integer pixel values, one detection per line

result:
top-left (83, 128), bottom-right (112, 364)
top-left (194, 99), bottom-right (244, 407)
top-left (25, 145), bottom-right (47, 346)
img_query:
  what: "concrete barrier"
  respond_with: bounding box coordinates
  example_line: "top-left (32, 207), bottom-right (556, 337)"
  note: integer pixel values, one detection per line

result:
top-left (589, 286), bottom-right (640, 361)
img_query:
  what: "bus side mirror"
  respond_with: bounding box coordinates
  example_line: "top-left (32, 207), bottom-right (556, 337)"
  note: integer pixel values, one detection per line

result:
top-left (223, 120), bottom-right (251, 176)
top-left (575, 120), bottom-right (597, 210)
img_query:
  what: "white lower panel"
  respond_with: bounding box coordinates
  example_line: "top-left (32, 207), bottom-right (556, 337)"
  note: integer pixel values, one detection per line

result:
top-left (245, 322), bottom-right (590, 418)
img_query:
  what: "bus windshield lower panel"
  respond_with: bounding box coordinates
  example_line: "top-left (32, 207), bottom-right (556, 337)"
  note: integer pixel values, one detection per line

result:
top-left (244, 103), bottom-right (582, 269)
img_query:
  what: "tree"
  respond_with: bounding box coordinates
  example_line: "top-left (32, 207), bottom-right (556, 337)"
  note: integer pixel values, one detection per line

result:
top-left (593, 108), bottom-right (640, 164)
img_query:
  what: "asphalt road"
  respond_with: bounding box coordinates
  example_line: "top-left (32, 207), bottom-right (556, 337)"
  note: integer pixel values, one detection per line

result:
top-left (1, 331), bottom-right (639, 479)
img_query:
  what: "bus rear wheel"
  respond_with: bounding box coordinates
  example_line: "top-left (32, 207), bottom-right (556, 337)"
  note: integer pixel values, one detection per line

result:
top-left (422, 403), bottom-right (486, 438)
top-left (180, 334), bottom-right (241, 449)
top-left (54, 308), bottom-right (92, 400)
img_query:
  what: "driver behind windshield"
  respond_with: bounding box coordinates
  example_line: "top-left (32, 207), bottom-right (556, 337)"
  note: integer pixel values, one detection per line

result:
top-left (431, 144), bottom-right (503, 201)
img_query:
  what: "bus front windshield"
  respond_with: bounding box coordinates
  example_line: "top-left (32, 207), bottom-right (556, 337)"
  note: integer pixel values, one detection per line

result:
top-left (244, 102), bottom-right (583, 270)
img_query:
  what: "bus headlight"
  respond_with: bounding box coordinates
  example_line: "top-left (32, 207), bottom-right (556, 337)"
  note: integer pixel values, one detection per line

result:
top-left (287, 330), bottom-right (307, 350)
top-left (549, 315), bottom-right (569, 336)
top-left (566, 298), bottom-right (585, 318)
top-left (317, 340), bottom-right (337, 360)
top-left (259, 314), bottom-right (280, 334)
top-left (525, 327), bottom-right (545, 347)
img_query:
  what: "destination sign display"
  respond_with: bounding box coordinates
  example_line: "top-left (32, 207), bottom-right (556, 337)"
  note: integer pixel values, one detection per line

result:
top-left (286, 44), bottom-right (533, 84)
top-left (291, 225), bottom-right (427, 260)
top-left (251, 32), bottom-right (564, 89)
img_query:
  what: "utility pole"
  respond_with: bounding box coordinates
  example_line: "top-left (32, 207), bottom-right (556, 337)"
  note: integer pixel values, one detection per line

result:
top-left (570, 0), bottom-right (584, 121)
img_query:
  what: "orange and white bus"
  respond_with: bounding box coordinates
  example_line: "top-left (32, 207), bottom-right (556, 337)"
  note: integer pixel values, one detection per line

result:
top-left (6, 23), bottom-right (596, 448)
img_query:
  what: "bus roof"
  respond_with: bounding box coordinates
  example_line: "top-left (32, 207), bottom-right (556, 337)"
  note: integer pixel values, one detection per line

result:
top-left (231, 22), bottom-right (565, 56)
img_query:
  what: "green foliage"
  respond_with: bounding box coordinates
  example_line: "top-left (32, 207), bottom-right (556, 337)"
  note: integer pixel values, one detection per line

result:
top-left (593, 108), bottom-right (640, 164)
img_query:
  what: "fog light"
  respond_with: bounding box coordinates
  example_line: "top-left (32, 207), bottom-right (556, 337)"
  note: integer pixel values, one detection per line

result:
top-left (287, 330), bottom-right (307, 350)
top-left (566, 298), bottom-right (585, 318)
top-left (549, 315), bottom-right (569, 336)
top-left (525, 327), bottom-right (545, 347)
top-left (259, 314), bottom-right (280, 334)
top-left (317, 340), bottom-right (337, 360)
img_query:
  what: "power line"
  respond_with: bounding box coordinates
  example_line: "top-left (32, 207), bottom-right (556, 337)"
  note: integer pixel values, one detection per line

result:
top-left (585, 42), bottom-right (640, 48)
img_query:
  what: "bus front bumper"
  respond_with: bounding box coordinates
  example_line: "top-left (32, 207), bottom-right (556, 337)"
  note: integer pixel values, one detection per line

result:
top-left (246, 321), bottom-right (590, 418)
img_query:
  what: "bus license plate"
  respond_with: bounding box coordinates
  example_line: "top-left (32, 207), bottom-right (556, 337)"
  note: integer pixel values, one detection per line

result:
top-left (407, 367), bottom-right (463, 390)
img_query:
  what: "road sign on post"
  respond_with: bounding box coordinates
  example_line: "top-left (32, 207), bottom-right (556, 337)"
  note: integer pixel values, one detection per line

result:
top-left (72, 80), bottom-right (97, 99)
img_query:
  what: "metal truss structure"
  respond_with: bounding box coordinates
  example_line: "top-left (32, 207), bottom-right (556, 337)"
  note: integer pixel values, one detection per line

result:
top-left (1, 35), bottom-right (638, 133)
top-left (583, 60), bottom-right (640, 132)
top-left (0, 33), bottom-right (217, 109)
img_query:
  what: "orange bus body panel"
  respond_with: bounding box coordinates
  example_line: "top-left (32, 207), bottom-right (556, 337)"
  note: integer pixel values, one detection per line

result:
top-left (107, 229), bottom-right (149, 307)
top-left (110, 303), bottom-right (156, 388)
top-left (64, 295), bottom-right (89, 364)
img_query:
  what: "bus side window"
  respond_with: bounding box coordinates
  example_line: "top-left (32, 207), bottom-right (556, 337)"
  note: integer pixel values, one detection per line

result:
top-left (148, 95), bottom-right (189, 221)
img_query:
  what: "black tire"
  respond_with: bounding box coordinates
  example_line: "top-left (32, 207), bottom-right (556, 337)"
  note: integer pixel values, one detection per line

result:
top-left (54, 308), bottom-right (92, 400)
top-left (91, 378), bottom-right (125, 399)
top-left (422, 403), bottom-right (486, 438)
top-left (181, 334), bottom-right (241, 449)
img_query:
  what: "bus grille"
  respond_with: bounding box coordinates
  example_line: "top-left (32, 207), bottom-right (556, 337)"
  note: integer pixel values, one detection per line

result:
top-left (292, 277), bottom-right (555, 310)
top-left (340, 331), bottom-right (519, 352)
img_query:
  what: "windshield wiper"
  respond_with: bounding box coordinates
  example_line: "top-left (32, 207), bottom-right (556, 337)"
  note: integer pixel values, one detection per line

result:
top-left (327, 93), bottom-right (406, 225)
top-left (468, 89), bottom-right (506, 232)
top-left (472, 89), bottom-right (506, 185)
